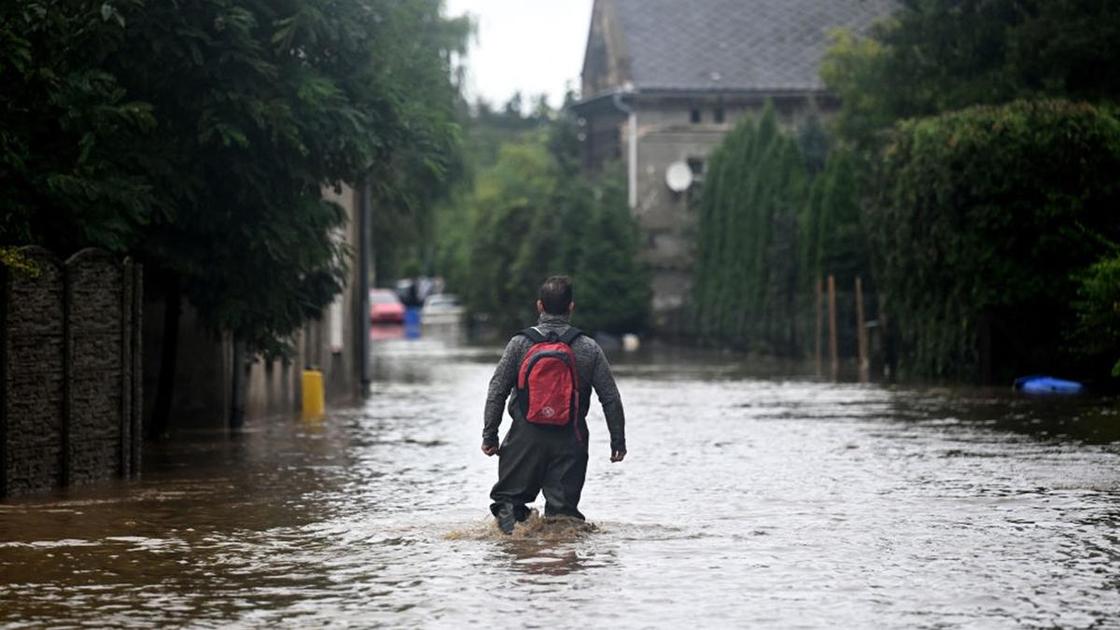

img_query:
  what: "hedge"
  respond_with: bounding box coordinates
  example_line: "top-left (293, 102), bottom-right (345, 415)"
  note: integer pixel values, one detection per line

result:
top-left (869, 99), bottom-right (1120, 381)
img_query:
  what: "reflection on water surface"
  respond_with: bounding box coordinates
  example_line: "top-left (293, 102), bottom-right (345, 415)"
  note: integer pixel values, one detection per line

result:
top-left (2, 330), bottom-right (1119, 628)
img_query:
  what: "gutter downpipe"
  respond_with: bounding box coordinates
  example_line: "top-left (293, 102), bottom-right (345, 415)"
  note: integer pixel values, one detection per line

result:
top-left (358, 179), bottom-right (372, 394)
top-left (611, 91), bottom-right (638, 210)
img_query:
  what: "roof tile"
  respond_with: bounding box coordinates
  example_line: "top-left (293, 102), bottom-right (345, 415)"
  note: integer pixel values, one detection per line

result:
top-left (610, 0), bottom-right (896, 92)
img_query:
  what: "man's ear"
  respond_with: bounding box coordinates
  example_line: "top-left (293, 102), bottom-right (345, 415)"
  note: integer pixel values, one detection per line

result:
top-left (536, 299), bottom-right (545, 313)
top-left (568, 301), bottom-right (575, 315)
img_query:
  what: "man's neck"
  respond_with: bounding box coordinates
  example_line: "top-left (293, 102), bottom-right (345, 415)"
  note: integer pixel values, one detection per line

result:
top-left (538, 312), bottom-right (570, 326)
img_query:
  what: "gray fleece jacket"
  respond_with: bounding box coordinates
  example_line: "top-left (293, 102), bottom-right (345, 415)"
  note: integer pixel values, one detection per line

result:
top-left (482, 312), bottom-right (626, 452)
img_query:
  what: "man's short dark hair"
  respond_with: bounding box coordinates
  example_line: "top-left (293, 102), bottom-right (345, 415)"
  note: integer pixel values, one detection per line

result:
top-left (539, 276), bottom-right (573, 315)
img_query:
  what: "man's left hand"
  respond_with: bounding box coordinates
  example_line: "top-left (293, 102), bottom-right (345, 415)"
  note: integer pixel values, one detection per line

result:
top-left (481, 442), bottom-right (499, 456)
top-left (610, 450), bottom-right (626, 463)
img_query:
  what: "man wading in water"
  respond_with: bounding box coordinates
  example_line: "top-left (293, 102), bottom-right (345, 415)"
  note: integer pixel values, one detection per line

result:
top-left (482, 276), bottom-right (627, 534)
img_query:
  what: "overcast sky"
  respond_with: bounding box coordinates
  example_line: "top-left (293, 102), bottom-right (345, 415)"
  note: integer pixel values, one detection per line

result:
top-left (444, 0), bottom-right (595, 110)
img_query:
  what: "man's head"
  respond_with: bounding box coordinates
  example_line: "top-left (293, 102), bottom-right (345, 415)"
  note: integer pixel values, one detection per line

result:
top-left (537, 275), bottom-right (574, 316)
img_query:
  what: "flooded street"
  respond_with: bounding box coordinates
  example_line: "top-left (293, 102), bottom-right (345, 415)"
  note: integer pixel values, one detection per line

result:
top-left (3, 330), bottom-right (1120, 628)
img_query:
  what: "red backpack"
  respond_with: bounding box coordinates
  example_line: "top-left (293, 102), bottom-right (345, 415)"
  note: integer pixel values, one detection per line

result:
top-left (515, 327), bottom-right (583, 429)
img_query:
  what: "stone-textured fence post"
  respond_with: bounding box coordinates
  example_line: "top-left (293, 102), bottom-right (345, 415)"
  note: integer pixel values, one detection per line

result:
top-left (1, 247), bottom-right (66, 495)
top-left (1, 247), bottom-right (142, 498)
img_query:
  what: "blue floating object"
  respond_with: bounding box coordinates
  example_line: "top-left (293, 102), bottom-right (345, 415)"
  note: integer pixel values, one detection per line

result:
top-left (1013, 375), bottom-right (1084, 395)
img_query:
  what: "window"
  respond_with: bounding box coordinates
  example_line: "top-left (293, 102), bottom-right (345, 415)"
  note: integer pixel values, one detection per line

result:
top-left (687, 157), bottom-right (706, 181)
top-left (690, 108), bottom-right (701, 124)
top-left (714, 106), bottom-right (725, 124)
top-left (685, 157), bottom-right (706, 208)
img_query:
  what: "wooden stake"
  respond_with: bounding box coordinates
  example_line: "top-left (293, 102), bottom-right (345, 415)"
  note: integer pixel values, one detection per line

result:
top-left (856, 276), bottom-right (870, 383)
top-left (828, 274), bottom-right (838, 380)
top-left (815, 277), bottom-right (823, 377)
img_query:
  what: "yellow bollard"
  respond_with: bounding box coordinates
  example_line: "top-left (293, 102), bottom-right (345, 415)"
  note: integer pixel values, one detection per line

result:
top-left (301, 369), bottom-right (325, 420)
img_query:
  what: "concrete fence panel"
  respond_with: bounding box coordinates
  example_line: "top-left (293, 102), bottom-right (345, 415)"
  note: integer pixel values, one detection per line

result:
top-left (1, 247), bottom-right (142, 498)
top-left (1, 247), bottom-right (66, 495)
top-left (65, 249), bottom-right (125, 486)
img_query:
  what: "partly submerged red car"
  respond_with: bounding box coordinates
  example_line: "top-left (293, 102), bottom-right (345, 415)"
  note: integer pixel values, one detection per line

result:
top-left (369, 288), bottom-right (405, 324)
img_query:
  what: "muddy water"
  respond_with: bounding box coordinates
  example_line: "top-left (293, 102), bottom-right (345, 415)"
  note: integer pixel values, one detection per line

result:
top-left (2, 329), bottom-right (1120, 628)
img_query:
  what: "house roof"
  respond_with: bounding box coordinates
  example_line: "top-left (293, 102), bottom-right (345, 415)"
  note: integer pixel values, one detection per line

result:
top-left (603, 0), bottom-right (896, 94)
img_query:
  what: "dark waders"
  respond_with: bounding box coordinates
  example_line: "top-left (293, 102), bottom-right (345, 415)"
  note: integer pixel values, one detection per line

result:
top-left (490, 414), bottom-right (589, 521)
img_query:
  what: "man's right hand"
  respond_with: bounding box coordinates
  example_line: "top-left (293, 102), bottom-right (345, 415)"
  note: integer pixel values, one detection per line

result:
top-left (481, 442), bottom-right (499, 456)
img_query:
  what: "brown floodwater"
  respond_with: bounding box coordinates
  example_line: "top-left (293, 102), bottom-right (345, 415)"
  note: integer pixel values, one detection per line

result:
top-left (2, 327), bottom-right (1120, 628)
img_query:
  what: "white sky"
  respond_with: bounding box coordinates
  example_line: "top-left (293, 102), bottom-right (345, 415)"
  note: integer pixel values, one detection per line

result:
top-left (444, 0), bottom-right (595, 110)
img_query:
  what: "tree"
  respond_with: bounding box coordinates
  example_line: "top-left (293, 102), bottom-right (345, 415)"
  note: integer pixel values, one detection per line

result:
top-left (1, 1), bottom-right (469, 433)
top-left (0, 1), bottom-right (154, 253)
top-left (822, 0), bottom-right (1120, 153)
top-left (2, 0), bottom-right (467, 357)
top-left (465, 140), bottom-right (556, 331)
top-left (429, 92), bottom-right (553, 297)
top-left (114, 1), bottom-right (470, 356)
top-left (460, 112), bottom-right (650, 336)
top-left (367, 2), bottom-right (471, 284)
top-left (574, 171), bottom-right (651, 335)
top-left (819, 0), bottom-right (1120, 381)
top-left (689, 103), bottom-right (809, 354)
top-left (800, 149), bottom-right (865, 288)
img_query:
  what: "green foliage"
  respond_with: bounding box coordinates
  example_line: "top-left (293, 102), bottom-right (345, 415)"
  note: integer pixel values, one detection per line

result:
top-left (1012, 1), bottom-right (1120, 101)
top-left (823, 0), bottom-right (1120, 154)
top-left (573, 171), bottom-right (652, 335)
top-left (800, 149), bottom-right (866, 288)
top-left (460, 111), bottom-right (650, 336)
top-left (367, 2), bottom-right (471, 284)
top-left (1072, 255), bottom-right (1120, 376)
top-left (689, 103), bottom-right (809, 354)
top-left (468, 93), bottom-right (556, 171)
top-left (1, 0), bottom-right (467, 357)
top-left (819, 29), bottom-right (895, 158)
top-left (796, 111), bottom-right (831, 175)
top-left (819, 1), bottom-right (1120, 381)
top-left (466, 140), bottom-right (558, 331)
top-left (0, 1), bottom-right (155, 253)
top-left (0, 247), bottom-right (38, 277)
top-left (869, 99), bottom-right (1120, 380)
top-left (427, 92), bottom-right (554, 292)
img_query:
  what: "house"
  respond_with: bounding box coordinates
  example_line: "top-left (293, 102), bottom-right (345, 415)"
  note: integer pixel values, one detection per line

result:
top-left (573, 0), bottom-right (895, 330)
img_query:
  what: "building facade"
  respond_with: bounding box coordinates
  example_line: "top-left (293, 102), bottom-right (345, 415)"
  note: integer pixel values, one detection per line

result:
top-left (573, 0), bottom-right (894, 330)
top-left (142, 183), bottom-right (372, 429)
top-left (246, 182), bottom-right (372, 420)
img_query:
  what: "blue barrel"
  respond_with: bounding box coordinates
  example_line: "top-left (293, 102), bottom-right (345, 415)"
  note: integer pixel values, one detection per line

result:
top-left (404, 307), bottom-right (422, 339)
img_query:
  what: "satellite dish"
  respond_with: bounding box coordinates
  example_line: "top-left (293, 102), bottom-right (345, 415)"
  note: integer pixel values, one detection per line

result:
top-left (665, 161), bottom-right (693, 192)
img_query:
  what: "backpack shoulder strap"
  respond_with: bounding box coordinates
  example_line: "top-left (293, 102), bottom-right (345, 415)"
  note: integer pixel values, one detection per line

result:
top-left (518, 327), bottom-right (547, 344)
top-left (559, 327), bottom-right (583, 345)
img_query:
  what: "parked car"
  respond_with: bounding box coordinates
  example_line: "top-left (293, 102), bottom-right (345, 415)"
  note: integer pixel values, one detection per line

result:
top-left (369, 288), bottom-right (405, 324)
top-left (421, 293), bottom-right (464, 325)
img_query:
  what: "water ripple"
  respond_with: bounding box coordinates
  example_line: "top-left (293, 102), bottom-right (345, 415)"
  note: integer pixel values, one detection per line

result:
top-left (2, 334), bottom-right (1119, 628)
